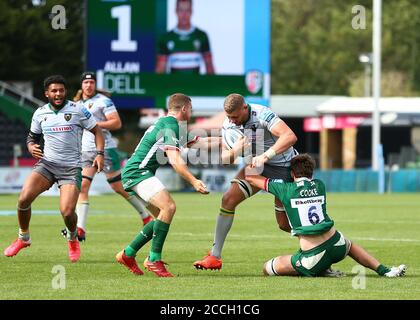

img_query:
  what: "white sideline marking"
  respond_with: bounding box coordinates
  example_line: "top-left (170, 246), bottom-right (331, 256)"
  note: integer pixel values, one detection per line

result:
top-left (352, 236), bottom-right (420, 243)
top-left (339, 219), bottom-right (420, 225)
top-left (86, 230), bottom-right (420, 242)
top-left (0, 210), bottom-right (105, 216)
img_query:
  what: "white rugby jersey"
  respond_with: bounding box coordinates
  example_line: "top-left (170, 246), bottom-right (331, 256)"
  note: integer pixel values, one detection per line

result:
top-left (222, 103), bottom-right (295, 167)
top-left (30, 101), bottom-right (97, 167)
top-left (79, 93), bottom-right (118, 151)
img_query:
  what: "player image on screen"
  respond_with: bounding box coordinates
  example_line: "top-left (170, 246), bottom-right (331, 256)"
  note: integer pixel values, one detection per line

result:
top-left (156, 0), bottom-right (215, 74)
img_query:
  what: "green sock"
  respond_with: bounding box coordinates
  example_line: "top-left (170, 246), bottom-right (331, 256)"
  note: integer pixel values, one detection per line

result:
top-left (124, 220), bottom-right (156, 257)
top-left (149, 219), bottom-right (170, 262)
top-left (376, 264), bottom-right (390, 276)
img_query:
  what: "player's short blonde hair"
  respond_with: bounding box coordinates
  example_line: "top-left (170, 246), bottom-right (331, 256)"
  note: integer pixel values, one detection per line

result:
top-left (223, 93), bottom-right (246, 113)
top-left (168, 93), bottom-right (191, 111)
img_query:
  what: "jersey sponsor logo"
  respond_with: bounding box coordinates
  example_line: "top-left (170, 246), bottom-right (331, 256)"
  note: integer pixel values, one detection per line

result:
top-left (291, 196), bottom-right (325, 207)
top-left (122, 179), bottom-right (132, 189)
top-left (81, 107), bottom-right (92, 119)
top-left (269, 178), bottom-right (284, 184)
top-left (262, 112), bottom-right (275, 123)
top-left (44, 125), bottom-right (73, 133)
top-left (259, 109), bottom-right (276, 123)
top-left (169, 52), bottom-right (202, 69)
top-left (64, 113), bottom-right (72, 121)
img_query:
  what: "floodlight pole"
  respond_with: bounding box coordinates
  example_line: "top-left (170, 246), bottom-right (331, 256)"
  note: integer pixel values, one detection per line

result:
top-left (364, 63), bottom-right (371, 97)
top-left (372, 0), bottom-right (382, 171)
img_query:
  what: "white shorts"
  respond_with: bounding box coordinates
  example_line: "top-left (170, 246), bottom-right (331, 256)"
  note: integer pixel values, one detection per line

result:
top-left (131, 176), bottom-right (166, 204)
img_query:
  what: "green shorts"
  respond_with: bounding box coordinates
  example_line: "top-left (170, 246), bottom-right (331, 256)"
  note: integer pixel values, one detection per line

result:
top-left (81, 148), bottom-right (121, 173)
top-left (291, 231), bottom-right (351, 277)
top-left (121, 169), bottom-right (155, 192)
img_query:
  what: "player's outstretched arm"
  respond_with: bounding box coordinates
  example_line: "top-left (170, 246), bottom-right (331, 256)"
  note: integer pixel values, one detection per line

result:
top-left (188, 136), bottom-right (221, 150)
top-left (89, 125), bottom-right (105, 172)
top-left (244, 170), bottom-right (266, 190)
top-left (166, 148), bottom-right (209, 194)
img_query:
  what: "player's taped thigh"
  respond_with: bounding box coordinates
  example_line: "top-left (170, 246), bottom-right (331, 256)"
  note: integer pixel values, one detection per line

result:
top-left (107, 173), bottom-right (121, 184)
top-left (82, 175), bottom-right (93, 182)
top-left (275, 205), bottom-right (286, 212)
top-left (17, 204), bottom-right (31, 211)
top-left (264, 257), bottom-right (280, 276)
top-left (338, 231), bottom-right (352, 256)
top-left (231, 178), bottom-right (253, 198)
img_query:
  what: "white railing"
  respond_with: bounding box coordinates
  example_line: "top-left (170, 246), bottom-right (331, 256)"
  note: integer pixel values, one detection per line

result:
top-left (0, 80), bottom-right (44, 109)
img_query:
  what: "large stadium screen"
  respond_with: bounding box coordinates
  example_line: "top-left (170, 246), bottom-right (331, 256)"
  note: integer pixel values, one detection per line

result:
top-left (86, 0), bottom-right (270, 111)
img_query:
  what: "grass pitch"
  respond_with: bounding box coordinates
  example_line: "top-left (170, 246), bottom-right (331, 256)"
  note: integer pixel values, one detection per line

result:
top-left (0, 192), bottom-right (419, 300)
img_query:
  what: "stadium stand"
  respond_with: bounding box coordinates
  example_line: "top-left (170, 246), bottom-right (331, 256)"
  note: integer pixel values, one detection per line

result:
top-left (0, 81), bottom-right (43, 166)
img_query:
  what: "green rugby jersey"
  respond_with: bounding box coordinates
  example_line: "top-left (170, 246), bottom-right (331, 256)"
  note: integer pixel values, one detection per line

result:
top-left (264, 177), bottom-right (334, 236)
top-left (122, 116), bottom-right (186, 191)
top-left (157, 27), bottom-right (211, 74)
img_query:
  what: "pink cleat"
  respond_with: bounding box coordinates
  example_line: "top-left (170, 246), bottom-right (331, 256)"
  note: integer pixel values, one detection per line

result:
top-left (116, 250), bottom-right (144, 275)
top-left (68, 239), bottom-right (81, 262)
top-left (193, 252), bottom-right (222, 270)
top-left (4, 238), bottom-right (31, 257)
top-left (144, 256), bottom-right (174, 277)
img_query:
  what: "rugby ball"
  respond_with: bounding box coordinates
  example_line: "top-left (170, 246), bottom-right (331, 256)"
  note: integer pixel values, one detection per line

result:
top-left (222, 127), bottom-right (245, 150)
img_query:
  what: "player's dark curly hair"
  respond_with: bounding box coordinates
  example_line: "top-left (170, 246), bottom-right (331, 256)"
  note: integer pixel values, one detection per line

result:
top-left (43, 75), bottom-right (66, 90)
top-left (290, 154), bottom-right (316, 179)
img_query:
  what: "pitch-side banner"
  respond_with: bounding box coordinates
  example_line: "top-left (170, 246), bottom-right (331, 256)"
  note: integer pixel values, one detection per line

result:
top-left (86, 0), bottom-right (270, 109)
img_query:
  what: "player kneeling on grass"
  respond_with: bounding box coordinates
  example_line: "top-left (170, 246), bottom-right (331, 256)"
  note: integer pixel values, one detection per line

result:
top-left (245, 154), bottom-right (407, 278)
